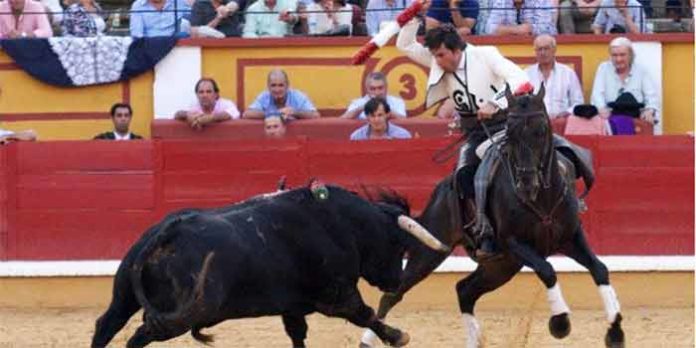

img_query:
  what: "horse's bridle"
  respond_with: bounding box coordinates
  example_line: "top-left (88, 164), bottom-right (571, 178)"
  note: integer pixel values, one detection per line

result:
top-left (491, 110), bottom-right (566, 226)
top-left (504, 111), bottom-right (554, 191)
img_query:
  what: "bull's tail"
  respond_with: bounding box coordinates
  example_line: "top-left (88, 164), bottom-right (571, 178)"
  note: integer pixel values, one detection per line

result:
top-left (192, 327), bottom-right (215, 344)
top-left (130, 213), bottom-right (216, 341)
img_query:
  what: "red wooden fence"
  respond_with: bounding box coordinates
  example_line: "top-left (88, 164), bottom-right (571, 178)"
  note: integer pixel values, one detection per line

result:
top-left (0, 136), bottom-right (692, 260)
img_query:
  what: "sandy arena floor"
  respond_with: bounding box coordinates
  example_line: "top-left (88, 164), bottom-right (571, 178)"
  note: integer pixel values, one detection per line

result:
top-left (0, 272), bottom-right (693, 348)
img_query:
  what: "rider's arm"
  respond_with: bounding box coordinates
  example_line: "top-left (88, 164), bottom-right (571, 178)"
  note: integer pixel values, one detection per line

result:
top-left (482, 47), bottom-right (530, 109)
top-left (396, 19), bottom-right (433, 68)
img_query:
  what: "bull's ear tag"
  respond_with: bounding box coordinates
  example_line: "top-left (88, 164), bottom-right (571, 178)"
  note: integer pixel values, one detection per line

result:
top-left (310, 180), bottom-right (329, 201)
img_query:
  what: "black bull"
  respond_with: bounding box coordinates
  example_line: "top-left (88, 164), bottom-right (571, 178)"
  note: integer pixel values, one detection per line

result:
top-left (91, 185), bottom-right (448, 348)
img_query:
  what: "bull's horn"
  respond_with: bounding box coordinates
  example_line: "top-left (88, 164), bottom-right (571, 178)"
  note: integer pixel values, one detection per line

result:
top-left (397, 216), bottom-right (450, 253)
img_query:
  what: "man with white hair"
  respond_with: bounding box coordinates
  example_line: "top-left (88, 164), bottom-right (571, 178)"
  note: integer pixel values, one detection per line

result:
top-left (591, 37), bottom-right (659, 124)
top-left (525, 34), bottom-right (584, 119)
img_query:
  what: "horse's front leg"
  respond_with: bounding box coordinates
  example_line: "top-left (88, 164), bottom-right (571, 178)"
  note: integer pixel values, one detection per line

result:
top-left (456, 258), bottom-right (522, 348)
top-left (561, 225), bottom-right (625, 348)
top-left (507, 237), bottom-right (572, 339)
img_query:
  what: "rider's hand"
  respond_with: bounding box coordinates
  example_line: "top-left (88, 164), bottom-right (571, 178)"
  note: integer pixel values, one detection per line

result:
top-left (477, 102), bottom-right (499, 120)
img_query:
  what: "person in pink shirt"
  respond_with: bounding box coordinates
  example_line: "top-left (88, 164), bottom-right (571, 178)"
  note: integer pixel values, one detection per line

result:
top-left (174, 77), bottom-right (241, 130)
top-left (0, 0), bottom-right (53, 38)
top-left (564, 104), bottom-right (610, 135)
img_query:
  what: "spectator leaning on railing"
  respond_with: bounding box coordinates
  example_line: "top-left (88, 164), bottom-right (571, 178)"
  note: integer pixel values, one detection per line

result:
top-left (243, 69), bottom-right (320, 120)
top-left (242, 0), bottom-right (299, 37)
top-left (189, 0), bottom-right (244, 37)
top-left (306, 0), bottom-right (353, 35)
top-left (365, 0), bottom-right (410, 36)
top-left (592, 0), bottom-right (647, 33)
top-left (129, 0), bottom-right (191, 37)
top-left (485, 0), bottom-right (557, 35)
top-left (174, 77), bottom-right (240, 130)
top-left (0, 0), bottom-right (53, 38)
top-left (558, 0), bottom-right (600, 33)
top-left (341, 71), bottom-right (407, 119)
top-left (61, 0), bottom-right (106, 37)
top-left (425, 0), bottom-right (478, 35)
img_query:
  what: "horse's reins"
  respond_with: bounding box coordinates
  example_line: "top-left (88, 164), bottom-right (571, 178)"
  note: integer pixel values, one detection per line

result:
top-left (432, 133), bottom-right (467, 164)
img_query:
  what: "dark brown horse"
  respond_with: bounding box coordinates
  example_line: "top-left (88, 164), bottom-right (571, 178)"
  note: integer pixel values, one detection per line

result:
top-left (360, 85), bottom-right (625, 348)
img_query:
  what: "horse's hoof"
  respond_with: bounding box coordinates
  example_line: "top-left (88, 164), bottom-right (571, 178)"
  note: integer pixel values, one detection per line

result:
top-left (389, 331), bottom-right (410, 347)
top-left (605, 314), bottom-right (625, 348)
top-left (548, 312), bottom-right (571, 339)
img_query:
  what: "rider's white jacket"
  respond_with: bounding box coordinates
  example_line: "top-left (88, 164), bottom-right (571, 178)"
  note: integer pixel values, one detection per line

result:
top-left (396, 19), bottom-right (529, 112)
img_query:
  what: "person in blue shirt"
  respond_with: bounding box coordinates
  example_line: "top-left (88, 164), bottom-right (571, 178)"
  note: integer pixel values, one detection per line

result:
top-left (243, 69), bottom-right (320, 120)
top-left (130, 0), bottom-right (191, 37)
top-left (425, 0), bottom-right (479, 35)
top-left (350, 97), bottom-right (412, 140)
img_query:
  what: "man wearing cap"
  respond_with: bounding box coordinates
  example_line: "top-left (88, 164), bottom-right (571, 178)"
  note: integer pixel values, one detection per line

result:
top-left (397, 11), bottom-right (532, 257)
top-left (591, 37), bottom-right (659, 125)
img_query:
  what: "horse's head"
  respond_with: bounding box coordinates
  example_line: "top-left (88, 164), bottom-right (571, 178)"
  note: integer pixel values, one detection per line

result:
top-left (504, 83), bottom-right (553, 202)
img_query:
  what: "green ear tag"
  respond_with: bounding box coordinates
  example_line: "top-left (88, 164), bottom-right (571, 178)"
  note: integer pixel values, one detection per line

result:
top-left (312, 185), bottom-right (329, 201)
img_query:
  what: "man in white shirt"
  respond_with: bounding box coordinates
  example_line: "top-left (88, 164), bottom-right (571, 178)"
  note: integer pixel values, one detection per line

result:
top-left (341, 72), bottom-right (407, 120)
top-left (524, 34), bottom-right (584, 119)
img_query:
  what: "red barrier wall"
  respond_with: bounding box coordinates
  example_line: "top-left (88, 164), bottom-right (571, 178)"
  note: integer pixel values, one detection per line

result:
top-left (0, 136), bottom-right (692, 260)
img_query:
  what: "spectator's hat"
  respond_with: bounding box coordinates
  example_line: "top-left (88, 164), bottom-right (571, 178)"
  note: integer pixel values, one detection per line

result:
top-left (573, 104), bottom-right (599, 119)
top-left (608, 92), bottom-right (644, 118)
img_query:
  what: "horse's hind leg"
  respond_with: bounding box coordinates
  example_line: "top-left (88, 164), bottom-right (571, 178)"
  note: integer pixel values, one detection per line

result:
top-left (507, 238), bottom-right (572, 339)
top-left (456, 259), bottom-right (522, 348)
top-left (562, 226), bottom-right (624, 348)
top-left (360, 248), bottom-right (449, 347)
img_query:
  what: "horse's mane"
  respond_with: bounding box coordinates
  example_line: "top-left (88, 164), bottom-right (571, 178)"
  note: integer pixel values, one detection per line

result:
top-left (361, 185), bottom-right (411, 217)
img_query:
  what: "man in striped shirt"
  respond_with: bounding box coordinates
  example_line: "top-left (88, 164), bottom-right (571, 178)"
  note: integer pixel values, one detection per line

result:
top-left (524, 34), bottom-right (584, 119)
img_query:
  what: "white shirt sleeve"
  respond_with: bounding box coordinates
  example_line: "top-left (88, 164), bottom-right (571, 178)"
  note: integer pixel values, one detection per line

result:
top-left (220, 99), bottom-right (241, 119)
top-left (590, 62), bottom-right (609, 108)
top-left (396, 19), bottom-right (433, 68)
top-left (568, 68), bottom-right (585, 112)
top-left (389, 96), bottom-right (407, 117)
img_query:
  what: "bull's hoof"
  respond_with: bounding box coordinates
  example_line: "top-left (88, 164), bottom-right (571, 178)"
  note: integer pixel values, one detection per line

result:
top-left (604, 314), bottom-right (625, 348)
top-left (358, 343), bottom-right (372, 348)
top-left (548, 313), bottom-right (571, 339)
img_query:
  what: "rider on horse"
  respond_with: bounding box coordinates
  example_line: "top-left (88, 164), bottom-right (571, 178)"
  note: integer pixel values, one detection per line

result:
top-left (397, 17), bottom-right (534, 257)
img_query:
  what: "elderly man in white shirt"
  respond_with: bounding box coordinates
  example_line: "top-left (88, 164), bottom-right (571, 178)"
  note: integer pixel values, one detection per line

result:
top-left (525, 34), bottom-right (584, 119)
top-left (591, 37), bottom-right (659, 124)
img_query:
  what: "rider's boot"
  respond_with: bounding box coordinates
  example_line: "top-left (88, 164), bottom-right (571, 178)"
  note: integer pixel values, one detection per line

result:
top-left (474, 219), bottom-right (496, 259)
